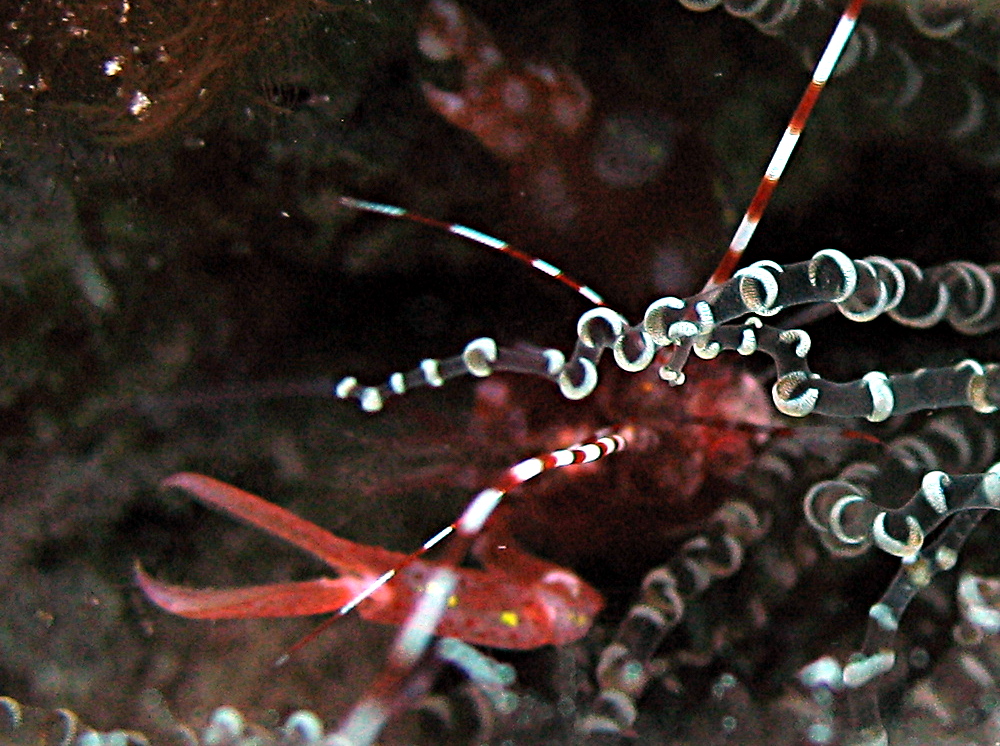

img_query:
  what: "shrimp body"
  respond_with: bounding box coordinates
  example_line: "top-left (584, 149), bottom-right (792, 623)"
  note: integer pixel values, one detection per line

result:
top-left (137, 473), bottom-right (602, 650)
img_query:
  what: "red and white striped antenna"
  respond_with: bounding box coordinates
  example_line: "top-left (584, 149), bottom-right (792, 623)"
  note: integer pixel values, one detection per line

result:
top-left (657, 0), bottom-right (866, 383)
top-left (338, 196), bottom-right (606, 306)
top-left (702, 0), bottom-right (866, 293)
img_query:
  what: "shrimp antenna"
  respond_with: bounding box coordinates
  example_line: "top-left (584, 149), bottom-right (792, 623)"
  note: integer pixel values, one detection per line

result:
top-left (661, 0), bottom-right (866, 382)
top-left (338, 196), bottom-right (606, 306)
top-left (702, 0), bottom-right (865, 294)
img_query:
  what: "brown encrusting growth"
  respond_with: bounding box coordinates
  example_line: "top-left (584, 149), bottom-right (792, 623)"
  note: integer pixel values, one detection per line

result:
top-left (2, 0), bottom-right (328, 143)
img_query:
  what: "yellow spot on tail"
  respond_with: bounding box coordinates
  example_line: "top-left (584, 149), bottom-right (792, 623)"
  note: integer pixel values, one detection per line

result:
top-left (500, 611), bottom-right (520, 627)
top-left (447, 595), bottom-right (459, 608)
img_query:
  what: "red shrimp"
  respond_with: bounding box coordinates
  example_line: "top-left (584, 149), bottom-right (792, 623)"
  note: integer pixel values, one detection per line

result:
top-left (136, 472), bottom-right (603, 650)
